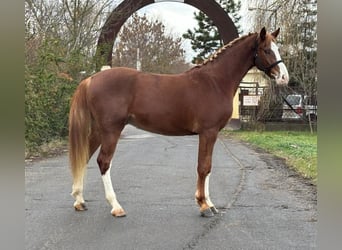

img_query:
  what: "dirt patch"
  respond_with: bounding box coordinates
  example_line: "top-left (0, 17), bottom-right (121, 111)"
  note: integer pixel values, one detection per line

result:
top-left (221, 133), bottom-right (316, 213)
top-left (25, 140), bottom-right (68, 163)
top-left (238, 138), bottom-right (317, 212)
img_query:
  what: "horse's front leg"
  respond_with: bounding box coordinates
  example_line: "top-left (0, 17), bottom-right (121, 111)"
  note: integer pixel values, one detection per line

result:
top-left (195, 130), bottom-right (219, 217)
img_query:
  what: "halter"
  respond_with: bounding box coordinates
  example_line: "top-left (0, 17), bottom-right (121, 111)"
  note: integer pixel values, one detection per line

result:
top-left (253, 39), bottom-right (283, 74)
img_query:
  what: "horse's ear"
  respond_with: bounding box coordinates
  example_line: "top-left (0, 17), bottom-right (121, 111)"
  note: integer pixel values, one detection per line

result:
top-left (260, 27), bottom-right (267, 41)
top-left (272, 28), bottom-right (280, 38)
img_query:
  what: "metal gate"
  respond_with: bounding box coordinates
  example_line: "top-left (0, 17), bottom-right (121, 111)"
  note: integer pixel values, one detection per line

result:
top-left (239, 81), bottom-right (266, 122)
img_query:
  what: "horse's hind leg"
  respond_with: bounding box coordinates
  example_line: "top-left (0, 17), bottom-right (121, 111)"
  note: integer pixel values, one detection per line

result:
top-left (72, 177), bottom-right (86, 211)
top-left (72, 127), bottom-right (101, 211)
top-left (97, 129), bottom-right (126, 217)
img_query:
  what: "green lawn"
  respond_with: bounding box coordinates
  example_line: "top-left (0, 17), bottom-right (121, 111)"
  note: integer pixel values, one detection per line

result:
top-left (223, 130), bottom-right (317, 182)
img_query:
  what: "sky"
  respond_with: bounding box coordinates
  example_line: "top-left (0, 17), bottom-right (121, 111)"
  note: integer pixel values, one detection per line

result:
top-left (113, 0), bottom-right (251, 63)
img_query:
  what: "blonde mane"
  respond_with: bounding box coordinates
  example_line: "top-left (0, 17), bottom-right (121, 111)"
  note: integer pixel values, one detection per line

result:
top-left (195, 32), bottom-right (256, 67)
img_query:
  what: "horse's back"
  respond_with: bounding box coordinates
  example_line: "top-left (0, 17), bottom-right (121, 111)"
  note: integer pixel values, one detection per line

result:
top-left (89, 67), bottom-right (138, 94)
top-left (88, 67), bottom-right (186, 96)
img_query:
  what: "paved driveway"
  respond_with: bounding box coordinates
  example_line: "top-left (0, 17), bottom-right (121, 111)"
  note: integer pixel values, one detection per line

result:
top-left (25, 125), bottom-right (317, 249)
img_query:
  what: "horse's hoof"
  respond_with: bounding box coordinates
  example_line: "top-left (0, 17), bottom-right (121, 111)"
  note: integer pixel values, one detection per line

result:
top-left (210, 206), bottom-right (219, 214)
top-left (74, 203), bottom-right (87, 211)
top-left (111, 208), bottom-right (126, 217)
top-left (200, 208), bottom-right (214, 217)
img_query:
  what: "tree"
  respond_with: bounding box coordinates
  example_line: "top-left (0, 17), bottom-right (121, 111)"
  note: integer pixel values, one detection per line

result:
top-left (249, 0), bottom-right (317, 130)
top-left (25, 0), bottom-right (114, 153)
top-left (248, 0), bottom-right (317, 96)
top-left (25, 0), bottom-right (114, 77)
top-left (112, 13), bottom-right (190, 74)
top-left (182, 0), bottom-right (242, 64)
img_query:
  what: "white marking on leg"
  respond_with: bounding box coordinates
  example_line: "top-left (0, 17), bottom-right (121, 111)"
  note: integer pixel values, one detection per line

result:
top-left (102, 162), bottom-right (123, 214)
top-left (271, 42), bottom-right (289, 84)
top-left (71, 168), bottom-right (86, 210)
top-left (204, 174), bottom-right (214, 208)
top-left (71, 177), bottom-right (85, 209)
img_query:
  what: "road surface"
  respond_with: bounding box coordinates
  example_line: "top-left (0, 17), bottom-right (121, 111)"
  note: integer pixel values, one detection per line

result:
top-left (25, 125), bottom-right (317, 249)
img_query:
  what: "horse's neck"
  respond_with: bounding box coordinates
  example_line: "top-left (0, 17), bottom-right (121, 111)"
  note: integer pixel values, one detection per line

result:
top-left (199, 34), bottom-right (257, 95)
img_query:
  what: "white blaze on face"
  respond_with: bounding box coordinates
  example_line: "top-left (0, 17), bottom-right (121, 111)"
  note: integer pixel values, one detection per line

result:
top-left (271, 42), bottom-right (289, 85)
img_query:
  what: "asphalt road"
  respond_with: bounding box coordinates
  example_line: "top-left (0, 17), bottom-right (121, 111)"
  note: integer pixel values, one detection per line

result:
top-left (25, 125), bottom-right (317, 250)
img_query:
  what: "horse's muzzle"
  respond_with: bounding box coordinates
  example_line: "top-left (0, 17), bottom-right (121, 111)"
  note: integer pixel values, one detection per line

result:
top-left (275, 73), bottom-right (289, 85)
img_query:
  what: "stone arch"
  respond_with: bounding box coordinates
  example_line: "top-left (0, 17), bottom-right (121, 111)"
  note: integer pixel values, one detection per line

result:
top-left (96, 0), bottom-right (239, 68)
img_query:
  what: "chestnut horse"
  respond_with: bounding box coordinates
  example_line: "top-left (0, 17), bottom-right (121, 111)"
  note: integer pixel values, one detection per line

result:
top-left (69, 27), bottom-right (289, 217)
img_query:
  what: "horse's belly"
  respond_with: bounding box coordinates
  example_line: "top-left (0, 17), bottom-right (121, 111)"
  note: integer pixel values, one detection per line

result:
top-left (127, 113), bottom-right (196, 136)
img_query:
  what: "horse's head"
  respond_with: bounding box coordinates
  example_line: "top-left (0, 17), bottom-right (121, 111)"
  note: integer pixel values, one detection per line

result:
top-left (254, 27), bottom-right (289, 85)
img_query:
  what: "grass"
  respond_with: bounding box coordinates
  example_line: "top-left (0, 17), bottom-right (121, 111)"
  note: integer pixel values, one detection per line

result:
top-left (223, 130), bottom-right (317, 182)
top-left (25, 138), bottom-right (68, 160)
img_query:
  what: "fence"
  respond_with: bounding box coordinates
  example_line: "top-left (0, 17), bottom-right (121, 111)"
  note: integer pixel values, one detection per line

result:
top-left (238, 82), bottom-right (317, 130)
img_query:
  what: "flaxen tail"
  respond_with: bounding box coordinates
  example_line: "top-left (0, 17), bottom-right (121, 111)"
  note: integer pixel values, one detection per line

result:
top-left (69, 78), bottom-right (91, 181)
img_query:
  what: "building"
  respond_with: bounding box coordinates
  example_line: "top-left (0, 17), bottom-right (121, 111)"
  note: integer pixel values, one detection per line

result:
top-left (229, 68), bottom-right (270, 128)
